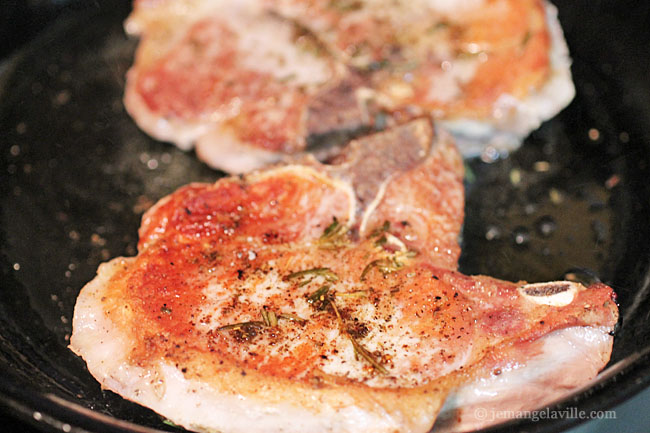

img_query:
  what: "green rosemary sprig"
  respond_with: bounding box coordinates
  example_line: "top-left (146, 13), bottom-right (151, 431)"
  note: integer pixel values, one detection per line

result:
top-left (348, 333), bottom-right (389, 375)
top-left (360, 251), bottom-right (417, 281)
top-left (318, 217), bottom-right (349, 250)
top-left (218, 309), bottom-right (307, 333)
top-left (278, 313), bottom-right (308, 324)
top-left (335, 290), bottom-right (368, 299)
top-left (286, 267), bottom-right (339, 283)
top-left (329, 297), bottom-right (387, 375)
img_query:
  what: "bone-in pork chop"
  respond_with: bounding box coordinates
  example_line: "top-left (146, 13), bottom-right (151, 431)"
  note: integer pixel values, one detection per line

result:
top-left (124, 0), bottom-right (379, 173)
top-left (70, 120), bottom-right (617, 433)
top-left (124, 0), bottom-right (575, 172)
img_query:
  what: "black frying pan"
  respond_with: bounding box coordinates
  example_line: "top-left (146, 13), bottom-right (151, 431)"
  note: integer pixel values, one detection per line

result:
top-left (1, 1), bottom-right (649, 432)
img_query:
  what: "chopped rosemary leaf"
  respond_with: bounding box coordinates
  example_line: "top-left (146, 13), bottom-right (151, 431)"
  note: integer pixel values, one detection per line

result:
top-left (279, 313), bottom-right (308, 324)
top-left (261, 309), bottom-right (278, 327)
top-left (286, 267), bottom-right (339, 283)
top-left (307, 285), bottom-right (331, 310)
top-left (220, 310), bottom-right (307, 332)
top-left (360, 251), bottom-right (417, 281)
top-left (360, 259), bottom-right (390, 281)
top-left (374, 235), bottom-right (387, 248)
top-left (349, 335), bottom-right (388, 374)
top-left (335, 290), bottom-right (368, 299)
top-left (360, 261), bottom-right (375, 281)
top-left (328, 297), bottom-right (344, 324)
top-left (217, 321), bottom-right (265, 331)
top-left (330, 299), bottom-right (387, 375)
top-left (318, 217), bottom-right (349, 250)
top-left (323, 217), bottom-right (341, 237)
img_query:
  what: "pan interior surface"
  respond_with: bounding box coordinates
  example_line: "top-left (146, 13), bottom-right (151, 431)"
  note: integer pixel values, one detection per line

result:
top-left (1, 1), bottom-right (649, 432)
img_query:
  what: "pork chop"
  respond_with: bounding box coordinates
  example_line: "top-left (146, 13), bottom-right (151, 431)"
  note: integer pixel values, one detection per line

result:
top-left (124, 0), bottom-right (574, 173)
top-left (70, 120), bottom-right (617, 433)
top-left (124, 0), bottom-right (381, 173)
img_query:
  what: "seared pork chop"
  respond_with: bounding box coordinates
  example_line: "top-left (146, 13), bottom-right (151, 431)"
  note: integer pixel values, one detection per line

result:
top-left (124, 0), bottom-right (380, 173)
top-left (124, 0), bottom-right (574, 173)
top-left (71, 120), bottom-right (617, 433)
